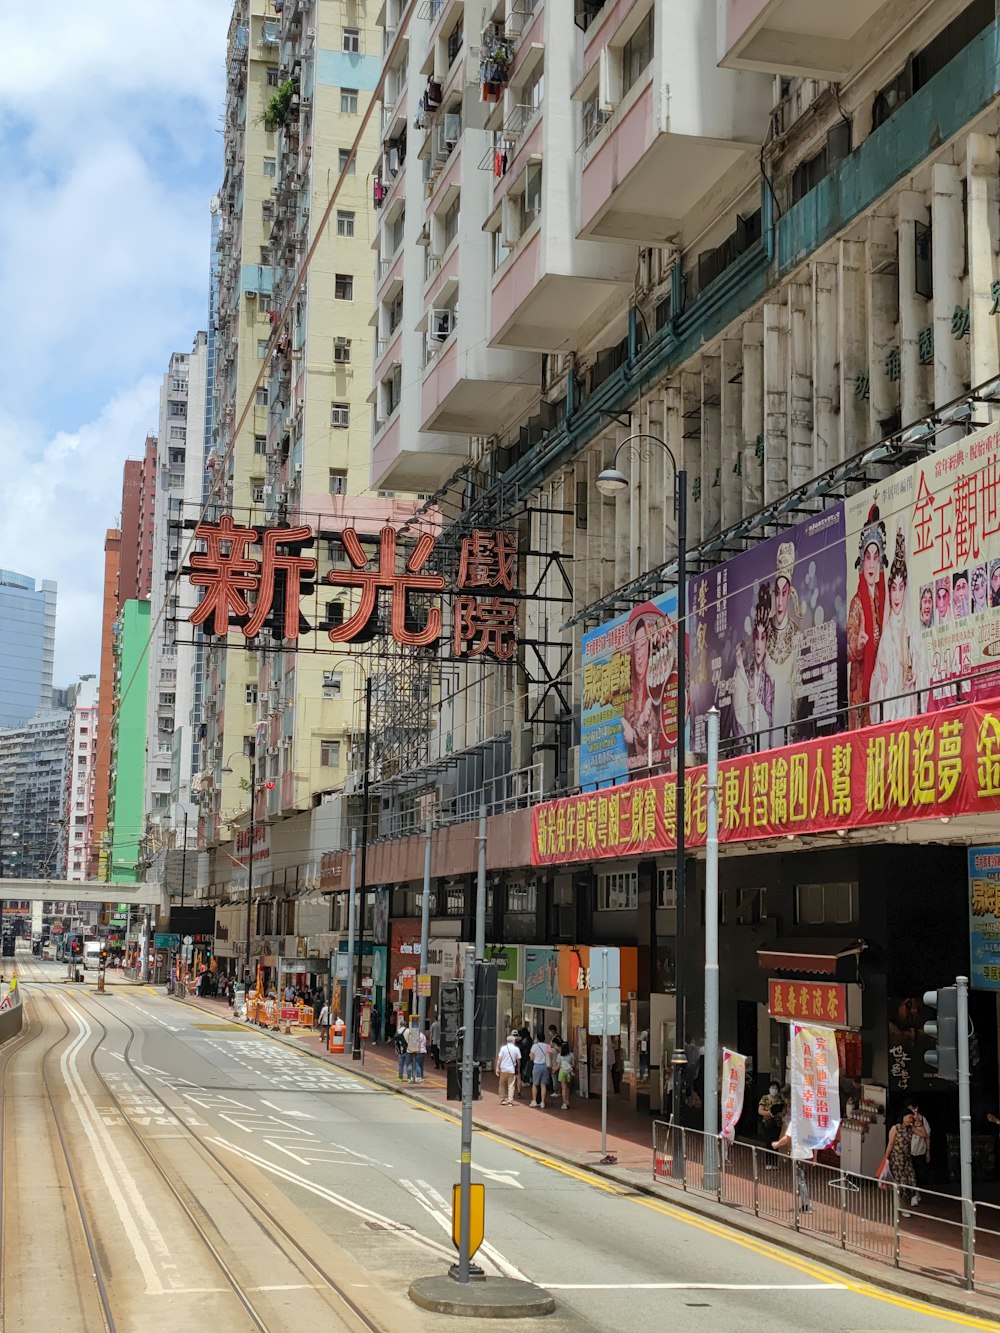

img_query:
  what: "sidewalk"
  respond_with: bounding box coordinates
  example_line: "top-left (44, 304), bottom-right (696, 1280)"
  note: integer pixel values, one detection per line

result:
top-left (175, 991), bottom-right (1000, 1324)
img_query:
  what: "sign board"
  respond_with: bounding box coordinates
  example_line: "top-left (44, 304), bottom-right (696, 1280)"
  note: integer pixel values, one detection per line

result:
top-left (452, 1183), bottom-right (485, 1258)
top-left (183, 935), bottom-right (193, 946)
top-left (154, 933), bottom-right (181, 950)
top-left (969, 846), bottom-right (1000, 989)
top-left (589, 947), bottom-right (620, 990)
top-left (768, 979), bottom-right (848, 1026)
top-left (589, 987), bottom-right (621, 1037)
top-left (360, 1001), bottom-right (372, 1038)
top-left (439, 981), bottom-right (462, 1063)
top-left (361, 976), bottom-right (374, 989)
top-left (417, 972), bottom-right (431, 997)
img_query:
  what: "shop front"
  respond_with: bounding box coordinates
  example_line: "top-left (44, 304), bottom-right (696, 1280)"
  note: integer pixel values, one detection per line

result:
top-left (523, 946), bottom-right (562, 1041)
top-left (557, 945), bottom-right (639, 1102)
top-left (389, 918), bottom-right (423, 1022)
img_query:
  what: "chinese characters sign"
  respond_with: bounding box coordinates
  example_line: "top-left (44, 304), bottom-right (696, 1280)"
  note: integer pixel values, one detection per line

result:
top-left (720, 1048), bottom-right (746, 1143)
top-left (768, 980), bottom-right (846, 1027)
top-left (532, 699), bottom-right (1000, 864)
top-left (182, 518), bottom-right (519, 662)
top-left (968, 845), bottom-right (1000, 991)
top-left (580, 589), bottom-right (679, 786)
top-left (790, 1023), bottom-right (840, 1157)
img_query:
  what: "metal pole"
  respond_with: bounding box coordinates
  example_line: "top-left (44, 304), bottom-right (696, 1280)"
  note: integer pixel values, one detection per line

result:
top-left (671, 468), bottom-right (688, 1177)
top-left (601, 947), bottom-right (609, 1161)
top-left (957, 974), bottom-right (974, 1290)
top-left (418, 818), bottom-right (432, 1032)
top-left (475, 801), bottom-right (487, 963)
top-left (345, 827), bottom-right (358, 1055)
top-left (703, 706), bottom-right (720, 1190)
top-left (140, 910), bottom-right (151, 983)
top-left (244, 748), bottom-right (255, 988)
top-left (179, 809), bottom-right (188, 910)
top-left (456, 943), bottom-right (476, 1283)
top-left (354, 674), bottom-right (372, 1061)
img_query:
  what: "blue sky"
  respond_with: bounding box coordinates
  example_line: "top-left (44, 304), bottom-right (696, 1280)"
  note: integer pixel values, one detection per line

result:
top-left (0, 0), bottom-right (231, 685)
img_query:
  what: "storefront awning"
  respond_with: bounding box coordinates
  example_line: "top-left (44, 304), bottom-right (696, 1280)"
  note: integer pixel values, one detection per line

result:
top-left (756, 939), bottom-right (865, 975)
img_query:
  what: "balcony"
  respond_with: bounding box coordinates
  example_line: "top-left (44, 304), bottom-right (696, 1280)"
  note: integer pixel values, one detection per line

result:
top-left (420, 333), bottom-right (538, 435)
top-left (718, 0), bottom-right (895, 79)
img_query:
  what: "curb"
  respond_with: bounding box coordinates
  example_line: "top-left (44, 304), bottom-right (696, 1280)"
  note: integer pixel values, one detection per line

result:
top-left (172, 996), bottom-right (1000, 1325)
top-left (408, 1275), bottom-right (556, 1319)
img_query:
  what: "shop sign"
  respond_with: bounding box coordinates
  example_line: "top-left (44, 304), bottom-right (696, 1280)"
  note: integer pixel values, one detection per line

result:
top-left (532, 698), bottom-right (1000, 865)
top-left (968, 845), bottom-right (1000, 989)
top-left (417, 973), bottom-right (431, 997)
top-left (182, 518), bottom-right (519, 662)
top-left (557, 945), bottom-right (638, 999)
top-left (524, 947), bottom-right (560, 1008)
top-left (789, 1023), bottom-right (840, 1157)
top-left (720, 1049), bottom-right (747, 1143)
top-left (769, 979), bottom-right (846, 1027)
top-left (319, 851), bottom-right (344, 890)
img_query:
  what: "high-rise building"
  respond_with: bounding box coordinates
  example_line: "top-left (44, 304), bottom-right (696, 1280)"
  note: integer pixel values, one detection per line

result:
top-left (0, 709), bottom-right (70, 879)
top-left (119, 436), bottom-right (156, 604)
top-left (107, 599), bottom-right (151, 882)
top-left (62, 675), bottom-right (99, 882)
top-left (91, 530), bottom-right (121, 879)
top-left (0, 570), bottom-right (57, 728)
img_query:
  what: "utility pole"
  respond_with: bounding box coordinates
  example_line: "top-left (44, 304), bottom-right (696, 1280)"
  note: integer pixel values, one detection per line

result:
top-left (957, 975), bottom-right (973, 1290)
top-left (703, 707), bottom-right (720, 1190)
top-left (475, 801), bottom-right (487, 962)
top-left (345, 827), bottom-right (358, 1055)
top-left (418, 818), bottom-right (432, 1031)
top-left (354, 673), bottom-right (372, 1061)
top-left (454, 943), bottom-right (480, 1283)
top-left (179, 809), bottom-right (188, 910)
top-left (244, 745), bottom-right (256, 988)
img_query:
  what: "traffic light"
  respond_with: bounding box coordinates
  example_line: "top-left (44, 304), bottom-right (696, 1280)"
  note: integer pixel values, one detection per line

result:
top-left (100, 948), bottom-right (108, 964)
top-left (204, 946), bottom-right (213, 963)
top-left (924, 986), bottom-right (958, 1081)
top-left (70, 938), bottom-right (82, 958)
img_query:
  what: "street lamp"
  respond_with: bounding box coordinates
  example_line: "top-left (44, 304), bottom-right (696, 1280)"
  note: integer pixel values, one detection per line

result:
top-left (595, 433), bottom-right (688, 1128)
top-left (222, 744), bottom-right (261, 988)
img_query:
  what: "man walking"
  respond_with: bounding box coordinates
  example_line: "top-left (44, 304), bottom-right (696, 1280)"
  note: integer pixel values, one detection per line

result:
top-left (528, 1030), bottom-right (550, 1108)
top-left (430, 1013), bottom-right (442, 1069)
top-left (495, 1030), bottom-right (521, 1105)
top-left (317, 997), bottom-right (330, 1046)
top-left (405, 1015), bottom-right (422, 1082)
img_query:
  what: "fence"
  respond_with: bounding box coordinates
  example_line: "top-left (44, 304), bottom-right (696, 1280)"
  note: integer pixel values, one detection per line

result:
top-left (652, 1121), bottom-right (1000, 1296)
top-left (0, 985), bottom-right (23, 1044)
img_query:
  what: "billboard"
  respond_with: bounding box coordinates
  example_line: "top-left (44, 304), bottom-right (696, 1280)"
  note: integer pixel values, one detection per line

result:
top-left (968, 845), bottom-right (1000, 991)
top-left (687, 507), bottom-right (847, 755)
top-left (845, 421), bottom-right (1000, 729)
top-left (580, 588), bottom-right (679, 787)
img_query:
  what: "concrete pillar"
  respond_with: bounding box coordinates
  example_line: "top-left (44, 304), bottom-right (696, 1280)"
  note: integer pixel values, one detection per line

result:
top-left (681, 368), bottom-right (702, 543)
top-left (839, 238), bottom-right (869, 459)
top-left (897, 189), bottom-right (932, 426)
top-left (812, 261), bottom-right (838, 476)
top-left (720, 337), bottom-right (743, 529)
top-left (742, 321), bottom-right (764, 511)
top-left (931, 162), bottom-right (968, 417)
top-left (663, 382), bottom-right (682, 556)
top-left (867, 211), bottom-right (899, 437)
top-left (966, 132), bottom-right (1000, 396)
top-left (762, 302), bottom-right (789, 503)
top-left (788, 281), bottom-right (813, 492)
top-left (646, 391), bottom-right (668, 571)
top-left (701, 353), bottom-right (722, 536)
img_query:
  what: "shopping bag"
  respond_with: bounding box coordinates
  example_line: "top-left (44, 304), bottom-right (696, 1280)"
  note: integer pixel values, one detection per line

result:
top-left (877, 1154), bottom-right (894, 1190)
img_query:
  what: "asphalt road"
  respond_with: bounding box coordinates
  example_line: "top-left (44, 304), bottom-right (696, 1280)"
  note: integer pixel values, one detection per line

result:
top-left (1, 956), bottom-right (992, 1331)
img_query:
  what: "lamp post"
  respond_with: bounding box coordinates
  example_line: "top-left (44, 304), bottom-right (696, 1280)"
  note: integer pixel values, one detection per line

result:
top-left (222, 743), bottom-right (259, 987)
top-left (596, 434), bottom-right (688, 1131)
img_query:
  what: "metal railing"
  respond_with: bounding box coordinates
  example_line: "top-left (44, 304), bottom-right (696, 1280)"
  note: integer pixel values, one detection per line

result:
top-left (370, 760), bottom-right (547, 842)
top-left (651, 1122), bottom-right (1000, 1294)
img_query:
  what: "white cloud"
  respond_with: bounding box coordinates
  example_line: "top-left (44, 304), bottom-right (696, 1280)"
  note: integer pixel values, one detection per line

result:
top-left (0, 1), bottom-right (229, 680)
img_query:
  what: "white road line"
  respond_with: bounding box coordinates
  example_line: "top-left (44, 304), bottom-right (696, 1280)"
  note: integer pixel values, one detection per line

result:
top-left (414, 1178), bottom-right (529, 1283)
top-left (259, 1099), bottom-right (313, 1118)
top-left (211, 1138), bottom-right (455, 1262)
top-left (265, 1140), bottom-right (312, 1166)
top-left (544, 1283), bottom-right (848, 1291)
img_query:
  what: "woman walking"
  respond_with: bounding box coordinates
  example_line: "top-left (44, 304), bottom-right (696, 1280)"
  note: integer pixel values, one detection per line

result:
top-left (886, 1111), bottom-right (920, 1208)
top-left (556, 1041), bottom-right (575, 1110)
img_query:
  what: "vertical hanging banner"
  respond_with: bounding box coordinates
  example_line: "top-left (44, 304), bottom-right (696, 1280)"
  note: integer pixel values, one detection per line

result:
top-left (789, 1023), bottom-right (840, 1158)
top-left (719, 1049), bottom-right (746, 1142)
top-left (968, 845), bottom-right (1000, 989)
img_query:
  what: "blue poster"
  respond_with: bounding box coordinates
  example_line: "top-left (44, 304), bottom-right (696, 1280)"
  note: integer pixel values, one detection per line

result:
top-left (968, 846), bottom-right (1000, 990)
top-left (580, 588), bottom-right (678, 787)
top-left (523, 947), bottom-right (561, 1008)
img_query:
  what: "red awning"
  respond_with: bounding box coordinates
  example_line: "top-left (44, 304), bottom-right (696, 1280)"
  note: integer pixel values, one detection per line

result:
top-left (756, 940), bottom-right (864, 975)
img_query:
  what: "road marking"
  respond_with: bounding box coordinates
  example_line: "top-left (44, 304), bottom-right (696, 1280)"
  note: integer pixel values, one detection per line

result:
top-left (259, 1098), bottom-right (313, 1118)
top-left (545, 1282), bottom-right (849, 1291)
top-left (398, 1178), bottom-right (529, 1282)
top-left (265, 1140), bottom-right (312, 1166)
top-left (462, 1162), bottom-right (523, 1188)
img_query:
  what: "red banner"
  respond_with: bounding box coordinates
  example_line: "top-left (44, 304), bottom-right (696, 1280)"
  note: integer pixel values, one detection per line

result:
top-left (769, 980), bottom-right (846, 1026)
top-left (532, 699), bottom-right (1000, 865)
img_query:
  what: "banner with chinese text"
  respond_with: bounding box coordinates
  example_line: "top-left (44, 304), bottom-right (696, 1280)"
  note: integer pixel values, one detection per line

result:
top-left (720, 1049), bottom-right (746, 1143)
top-left (769, 980), bottom-right (846, 1026)
top-left (580, 588), bottom-right (679, 787)
top-left (688, 507), bottom-right (847, 755)
top-left (845, 422), bottom-right (1000, 730)
top-left (969, 846), bottom-right (1000, 990)
top-left (790, 1023), bottom-right (840, 1158)
top-left (532, 698), bottom-right (1000, 864)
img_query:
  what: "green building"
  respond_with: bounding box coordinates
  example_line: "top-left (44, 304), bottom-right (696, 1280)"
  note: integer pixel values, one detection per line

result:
top-left (107, 599), bottom-right (150, 883)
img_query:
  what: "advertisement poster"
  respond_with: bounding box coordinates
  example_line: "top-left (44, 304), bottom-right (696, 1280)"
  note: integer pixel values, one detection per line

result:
top-left (389, 919), bottom-right (422, 996)
top-left (888, 994), bottom-right (936, 1094)
top-left (844, 422), bottom-right (1000, 730)
top-left (789, 1023), bottom-right (840, 1157)
top-left (688, 507), bottom-right (847, 755)
top-left (580, 588), bottom-right (679, 787)
top-left (969, 846), bottom-right (1000, 990)
top-left (720, 1049), bottom-right (747, 1142)
top-left (524, 946), bottom-right (561, 1008)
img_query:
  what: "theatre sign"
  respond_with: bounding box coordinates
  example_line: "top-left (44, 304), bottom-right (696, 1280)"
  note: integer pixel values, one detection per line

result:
top-left (181, 517), bottom-right (519, 662)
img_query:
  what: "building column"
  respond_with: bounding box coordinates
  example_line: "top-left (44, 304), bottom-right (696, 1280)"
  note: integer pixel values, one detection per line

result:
top-left (966, 132), bottom-right (1000, 394)
top-left (701, 353), bottom-right (722, 537)
top-left (812, 261), bottom-right (838, 476)
top-left (839, 238), bottom-right (869, 459)
top-left (681, 368), bottom-right (702, 543)
top-left (931, 161), bottom-right (968, 416)
top-left (762, 302), bottom-right (789, 503)
top-left (741, 322), bottom-right (764, 511)
top-left (867, 211), bottom-right (899, 437)
top-left (897, 189), bottom-right (932, 426)
top-left (720, 337), bottom-right (743, 530)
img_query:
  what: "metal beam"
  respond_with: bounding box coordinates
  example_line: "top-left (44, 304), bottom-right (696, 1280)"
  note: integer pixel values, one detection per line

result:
top-left (0, 879), bottom-right (162, 906)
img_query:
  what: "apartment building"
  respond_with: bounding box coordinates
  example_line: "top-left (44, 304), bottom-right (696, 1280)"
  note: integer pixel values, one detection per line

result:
top-left (107, 599), bottom-right (151, 883)
top-left (0, 570), bottom-right (57, 729)
top-left (0, 709), bottom-right (70, 881)
top-left (63, 675), bottom-right (99, 882)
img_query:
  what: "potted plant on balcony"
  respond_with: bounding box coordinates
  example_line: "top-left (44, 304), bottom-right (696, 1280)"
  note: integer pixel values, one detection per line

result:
top-left (264, 78), bottom-right (297, 132)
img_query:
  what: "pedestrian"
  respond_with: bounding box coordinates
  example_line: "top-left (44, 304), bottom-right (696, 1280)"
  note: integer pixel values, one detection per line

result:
top-left (907, 1100), bottom-right (931, 1196)
top-left (495, 1030), bottom-right (521, 1105)
top-left (395, 1019), bottom-right (409, 1080)
top-left (430, 1013), bottom-right (442, 1069)
top-left (773, 1126), bottom-right (814, 1212)
top-left (886, 1111), bottom-right (920, 1209)
top-left (517, 1027), bottom-right (532, 1097)
top-left (528, 1029), bottom-right (550, 1108)
top-left (283, 981), bottom-right (295, 1004)
top-left (405, 1015), bottom-right (422, 1082)
top-left (370, 1004), bottom-right (382, 1043)
top-left (758, 1079), bottom-right (785, 1165)
top-left (556, 1041), bottom-right (575, 1110)
top-left (545, 1027), bottom-right (561, 1097)
top-left (318, 999), bottom-right (330, 1044)
top-left (312, 989), bottom-right (324, 1025)
top-left (417, 1024), bottom-right (427, 1081)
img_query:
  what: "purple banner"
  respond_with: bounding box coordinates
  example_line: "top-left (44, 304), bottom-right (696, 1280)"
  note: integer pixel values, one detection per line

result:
top-left (687, 507), bottom-right (847, 753)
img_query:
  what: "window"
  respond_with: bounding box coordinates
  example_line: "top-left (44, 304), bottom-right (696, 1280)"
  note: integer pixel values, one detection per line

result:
top-left (263, 156), bottom-right (277, 176)
top-left (245, 684), bottom-right (258, 705)
top-left (252, 484), bottom-right (265, 503)
top-left (447, 18), bottom-right (463, 65)
top-left (336, 209), bottom-right (355, 237)
top-left (169, 426), bottom-right (186, 441)
top-left (329, 468), bottom-right (348, 495)
top-left (790, 121), bottom-right (851, 205)
top-left (266, 67), bottom-right (280, 86)
top-left (254, 434), bottom-right (267, 454)
top-left (322, 670), bottom-right (343, 699)
top-left (334, 338), bottom-right (352, 363)
top-left (338, 149), bottom-right (357, 175)
top-left (622, 10), bottom-right (653, 96)
top-left (382, 365), bottom-right (402, 417)
top-left (260, 246), bottom-right (271, 265)
top-left (257, 338), bottom-right (268, 358)
top-left (335, 273), bottom-right (354, 300)
top-left (597, 869), bottom-right (638, 910)
top-left (343, 27), bottom-right (360, 52)
top-left (330, 404), bottom-right (350, 429)
top-left (521, 64), bottom-right (544, 114)
top-left (169, 401), bottom-right (185, 417)
top-left (155, 767), bottom-right (170, 782)
top-left (491, 226), bottom-right (510, 272)
top-left (169, 471), bottom-right (184, 488)
top-left (321, 739), bottom-right (342, 766)
top-left (444, 885), bottom-right (465, 916)
top-left (341, 88), bottom-right (359, 114)
top-left (154, 793), bottom-right (170, 808)
top-left (656, 866), bottom-right (675, 909)
top-left (507, 882), bottom-right (537, 913)
top-left (721, 886), bottom-right (764, 926)
top-left (795, 882), bottom-right (858, 925)
top-left (518, 161), bottom-right (542, 235)
top-left (443, 195), bottom-right (461, 248)
top-left (387, 288), bottom-right (404, 333)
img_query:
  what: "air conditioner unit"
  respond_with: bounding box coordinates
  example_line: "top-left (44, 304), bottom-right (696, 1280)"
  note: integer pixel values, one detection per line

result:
top-left (334, 336), bottom-right (350, 348)
top-left (244, 289), bottom-right (257, 299)
top-left (429, 308), bottom-right (454, 341)
top-left (388, 147), bottom-right (400, 176)
top-left (416, 223), bottom-right (431, 247)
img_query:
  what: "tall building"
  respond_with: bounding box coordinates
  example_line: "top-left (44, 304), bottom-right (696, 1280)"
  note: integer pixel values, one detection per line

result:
top-left (107, 599), bottom-right (151, 882)
top-left (0, 709), bottom-right (70, 879)
top-left (62, 676), bottom-right (99, 881)
top-left (119, 436), bottom-right (156, 604)
top-left (91, 530), bottom-right (121, 879)
top-left (0, 570), bottom-right (57, 728)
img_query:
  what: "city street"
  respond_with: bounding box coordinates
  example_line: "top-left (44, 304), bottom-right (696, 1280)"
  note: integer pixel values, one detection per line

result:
top-left (1, 960), bottom-right (994, 1331)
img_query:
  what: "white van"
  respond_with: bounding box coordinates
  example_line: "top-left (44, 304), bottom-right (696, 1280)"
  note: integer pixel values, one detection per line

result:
top-left (83, 940), bottom-right (103, 970)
